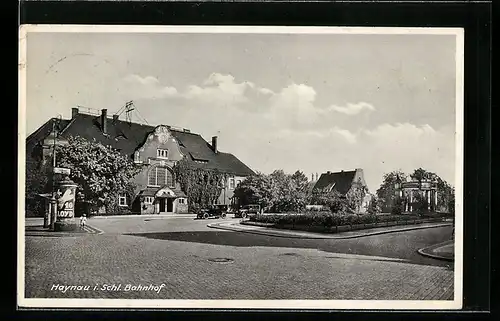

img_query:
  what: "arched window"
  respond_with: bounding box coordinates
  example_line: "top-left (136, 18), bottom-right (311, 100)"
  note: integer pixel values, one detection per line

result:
top-left (148, 166), bottom-right (175, 187)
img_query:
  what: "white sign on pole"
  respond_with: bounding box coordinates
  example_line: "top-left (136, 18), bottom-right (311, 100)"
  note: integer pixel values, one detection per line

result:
top-left (53, 167), bottom-right (71, 175)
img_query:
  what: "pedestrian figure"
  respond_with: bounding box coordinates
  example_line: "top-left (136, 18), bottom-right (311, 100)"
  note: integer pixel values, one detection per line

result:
top-left (80, 214), bottom-right (87, 229)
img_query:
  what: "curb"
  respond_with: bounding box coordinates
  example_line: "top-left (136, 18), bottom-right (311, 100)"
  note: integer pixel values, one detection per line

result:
top-left (417, 241), bottom-right (454, 262)
top-left (207, 222), bottom-right (452, 240)
top-left (84, 224), bottom-right (104, 235)
top-left (89, 214), bottom-right (197, 220)
top-left (25, 224), bottom-right (103, 237)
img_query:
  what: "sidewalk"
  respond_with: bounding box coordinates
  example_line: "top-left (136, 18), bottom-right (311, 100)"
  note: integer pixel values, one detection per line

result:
top-left (25, 224), bottom-right (102, 237)
top-left (418, 240), bottom-right (454, 261)
top-left (208, 221), bottom-right (452, 239)
top-left (88, 214), bottom-right (198, 220)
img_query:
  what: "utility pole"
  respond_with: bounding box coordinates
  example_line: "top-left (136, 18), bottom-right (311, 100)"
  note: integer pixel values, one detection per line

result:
top-left (50, 116), bottom-right (62, 230)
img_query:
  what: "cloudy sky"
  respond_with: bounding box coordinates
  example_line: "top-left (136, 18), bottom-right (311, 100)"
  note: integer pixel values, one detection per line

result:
top-left (25, 28), bottom-right (459, 191)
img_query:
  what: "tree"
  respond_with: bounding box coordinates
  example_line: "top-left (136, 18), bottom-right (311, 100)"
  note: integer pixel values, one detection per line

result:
top-left (291, 170), bottom-right (309, 191)
top-left (366, 194), bottom-right (381, 215)
top-left (412, 191), bottom-right (429, 215)
top-left (173, 157), bottom-right (228, 213)
top-left (410, 167), bottom-right (433, 186)
top-left (55, 136), bottom-right (141, 213)
top-left (233, 172), bottom-right (274, 211)
top-left (25, 156), bottom-right (53, 217)
top-left (269, 170), bottom-right (299, 212)
top-left (346, 177), bottom-right (368, 213)
top-left (376, 170), bottom-right (407, 212)
top-left (409, 168), bottom-right (455, 213)
top-left (391, 195), bottom-right (404, 215)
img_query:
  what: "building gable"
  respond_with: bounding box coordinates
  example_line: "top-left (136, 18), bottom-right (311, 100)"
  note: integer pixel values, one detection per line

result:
top-left (313, 168), bottom-right (368, 196)
top-left (134, 125), bottom-right (184, 164)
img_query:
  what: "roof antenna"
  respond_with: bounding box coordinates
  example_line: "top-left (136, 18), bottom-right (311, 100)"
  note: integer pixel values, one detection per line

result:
top-left (124, 100), bottom-right (135, 125)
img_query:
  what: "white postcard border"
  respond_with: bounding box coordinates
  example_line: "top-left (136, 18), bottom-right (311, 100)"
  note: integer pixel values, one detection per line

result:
top-left (18, 24), bottom-right (465, 310)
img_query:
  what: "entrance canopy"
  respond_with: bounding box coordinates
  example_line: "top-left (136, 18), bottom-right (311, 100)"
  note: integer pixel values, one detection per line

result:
top-left (138, 186), bottom-right (187, 199)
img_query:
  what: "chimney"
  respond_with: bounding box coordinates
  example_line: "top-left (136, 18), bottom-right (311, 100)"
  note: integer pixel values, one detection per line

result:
top-left (211, 136), bottom-right (218, 153)
top-left (71, 107), bottom-right (79, 119)
top-left (311, 173), bottom-right (314, 181)
top-left (101, 109), bottom-right (108, 134)
top-left (316, 173), bottom-right (319, 181)
top-left (113, 114), bottom-right (119, 122)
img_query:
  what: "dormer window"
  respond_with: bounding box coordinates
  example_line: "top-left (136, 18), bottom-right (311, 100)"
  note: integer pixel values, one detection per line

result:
top-left (157, 149), bottom-right (168, 159)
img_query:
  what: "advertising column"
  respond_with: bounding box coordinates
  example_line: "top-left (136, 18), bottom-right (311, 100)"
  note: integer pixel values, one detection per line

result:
top-left (54, 175), bottom-right (78, 232)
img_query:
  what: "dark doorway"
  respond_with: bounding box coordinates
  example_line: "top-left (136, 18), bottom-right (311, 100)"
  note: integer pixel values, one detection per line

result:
top-left (159, 198), bottom-right (166, 212)
top-left (167, 198), bottom-right (174, 212)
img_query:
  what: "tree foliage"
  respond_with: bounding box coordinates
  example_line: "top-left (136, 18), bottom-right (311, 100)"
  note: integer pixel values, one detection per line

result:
top-left (25, 156), bottom-right (53, 217)
top-left (234, 170), bottom-right (309, 213)
top-left (233, 172), bottom-right (274, 211)
top-left (376, 170), bottom-right (407, 212)
top-left (377, 168), bottom-right (455, 214)
top-left (55, 136), bottom-right (141, 213)
top-left (346, 178), bottom-right (368, 212)
top-left (366, 194), bottom-right (381, 215)
top-left (173, 157), bottom-right (228, 213)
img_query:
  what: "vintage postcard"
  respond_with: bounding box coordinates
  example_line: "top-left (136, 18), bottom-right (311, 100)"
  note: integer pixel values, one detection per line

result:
top-left (18, 25), bottom-right (464, 310)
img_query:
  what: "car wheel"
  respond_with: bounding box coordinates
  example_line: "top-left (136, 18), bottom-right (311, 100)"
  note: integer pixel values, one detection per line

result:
top-left (221, 213), bottom-right (226, 218)
top-left (203, 213), bottom-right (208, 219)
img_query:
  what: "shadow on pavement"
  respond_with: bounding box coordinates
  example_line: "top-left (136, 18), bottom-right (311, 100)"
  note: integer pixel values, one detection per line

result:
top-left (126, 228), bottom-right (454, 268)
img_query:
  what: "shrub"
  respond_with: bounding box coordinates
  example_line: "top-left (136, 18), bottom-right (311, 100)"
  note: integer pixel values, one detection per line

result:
top-left (391, 196), bottom-right (404, 215)
top-left (250, 212), bottom-right (425, 228)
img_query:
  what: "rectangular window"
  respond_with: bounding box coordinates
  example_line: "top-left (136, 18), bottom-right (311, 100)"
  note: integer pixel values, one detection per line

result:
top-left (118, 194), bottom-right (127, 207)
top-left (178, 198), bottom-right (184, 204)
top-left (157, 149), bottom-right (168, 159)
top-left (229, 178), bottom-right (235, 189)
top-left (144, 197), bottom-right (154, 204)
top-left (237, 180), bottom-right (241, 186)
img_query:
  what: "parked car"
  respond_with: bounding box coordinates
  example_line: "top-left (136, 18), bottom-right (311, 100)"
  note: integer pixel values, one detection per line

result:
top-left (197, 204), bottom-right (228, 219)
top-left (235, 204), bottom-right (261, 218)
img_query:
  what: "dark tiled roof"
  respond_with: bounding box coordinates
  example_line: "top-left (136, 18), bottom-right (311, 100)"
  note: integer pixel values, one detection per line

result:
top-left (26, 118), bottom-right (70, 156)
top-left (34, 112), bottom-right (255, 177)
top-left (313, 170), bottom-right (357, 195)
top-left (60, 113), bottom-right (152, 156)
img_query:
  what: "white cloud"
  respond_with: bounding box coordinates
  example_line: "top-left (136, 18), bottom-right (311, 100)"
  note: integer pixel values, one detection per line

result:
top-left (334, 128), bottom-right (357, 144)
top-left (183, 73), bottom-right (256, 105)
top-left (357, 123), bottom-right (455, 189)
top-left (328, 102), bottom-right (375, 115)
top-left (123, 74), bottom-right (178, 99)
top-left (120, 73), bottom-right (455, 190)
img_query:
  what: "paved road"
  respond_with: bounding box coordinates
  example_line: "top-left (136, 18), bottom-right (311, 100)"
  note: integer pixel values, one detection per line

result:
top-left (24, 216), bottom-right (454, 300)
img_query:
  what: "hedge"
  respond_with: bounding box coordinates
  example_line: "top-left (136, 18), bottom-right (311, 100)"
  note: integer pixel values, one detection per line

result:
top-left (249, 212), bottom-right (439, 227)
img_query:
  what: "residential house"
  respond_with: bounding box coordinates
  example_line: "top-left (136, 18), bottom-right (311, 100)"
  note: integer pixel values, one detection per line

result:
top-left (26, 107), bottom-right (255, 215)
top-left (310, 168), bottom-right (372, 213)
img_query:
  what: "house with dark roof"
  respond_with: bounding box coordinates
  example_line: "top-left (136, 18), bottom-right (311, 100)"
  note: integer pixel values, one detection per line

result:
top-left (311, 169), bottom-right (372, 213)
top-left (26, 107), bottom-right (255, 214)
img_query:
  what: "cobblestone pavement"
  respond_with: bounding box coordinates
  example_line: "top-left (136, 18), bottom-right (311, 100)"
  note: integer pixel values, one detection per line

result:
top-left (24, 217), bottom-right (454, 300)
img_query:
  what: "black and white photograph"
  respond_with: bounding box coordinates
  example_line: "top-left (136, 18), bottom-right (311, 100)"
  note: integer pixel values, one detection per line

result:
top-left (18, 25), bottom-right (464, 309)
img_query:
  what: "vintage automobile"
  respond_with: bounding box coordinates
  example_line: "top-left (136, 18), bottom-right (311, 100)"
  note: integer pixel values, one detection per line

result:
top-left (197, 204), bottom-right (228, 219)
top-left (235, 204), bottom-right (261, 218)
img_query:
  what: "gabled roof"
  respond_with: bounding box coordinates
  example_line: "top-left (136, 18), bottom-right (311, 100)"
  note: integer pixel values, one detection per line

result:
top-left (313, 170), bottom-right (357, 195)
top-left (26, 118), bottom-right (70, 153)
top-left (30, 112), bottom-right (255, 177)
